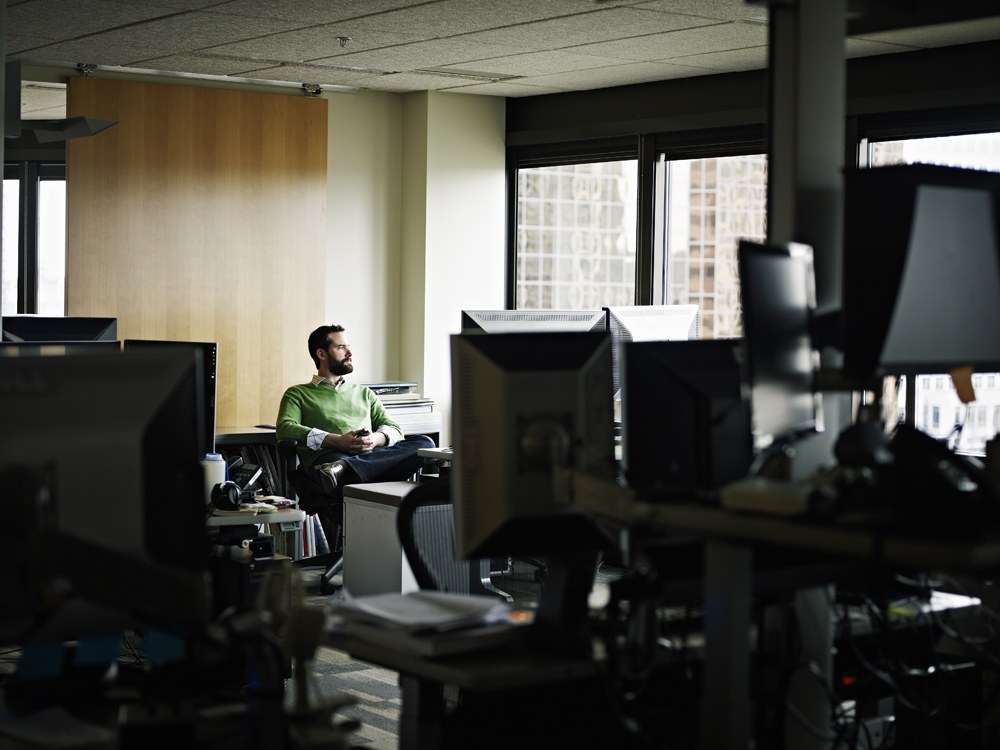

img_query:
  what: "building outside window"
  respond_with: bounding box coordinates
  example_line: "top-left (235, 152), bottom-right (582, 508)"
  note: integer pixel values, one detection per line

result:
top-left (514, 152), bottom-right (767, 343)
top-left (516, 160), bottom-right (637, 310)
top-left (659, 154), bottom-right (767, 340)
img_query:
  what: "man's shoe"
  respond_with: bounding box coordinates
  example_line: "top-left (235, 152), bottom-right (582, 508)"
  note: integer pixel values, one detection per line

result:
top-left (316, 460), bottom-right (349, 493)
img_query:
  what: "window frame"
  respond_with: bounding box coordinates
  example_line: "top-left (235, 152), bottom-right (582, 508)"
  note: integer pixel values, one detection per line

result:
top-left (3, 158), bottom-right (66, 314)
top-left (506, 126), bottom-right (766, 310)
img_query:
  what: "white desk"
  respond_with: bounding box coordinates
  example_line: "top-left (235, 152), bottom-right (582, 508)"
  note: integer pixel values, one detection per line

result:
top-left (342, 482), bottom-right (419, 597)
top-left (207, 508), bottom-right (307, 559)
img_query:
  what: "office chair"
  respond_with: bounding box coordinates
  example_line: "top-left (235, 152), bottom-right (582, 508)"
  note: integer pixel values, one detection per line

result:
top-left (276, 439), bottom-right (344, 595)
top-left (396, 477), bottom-right (511, 601)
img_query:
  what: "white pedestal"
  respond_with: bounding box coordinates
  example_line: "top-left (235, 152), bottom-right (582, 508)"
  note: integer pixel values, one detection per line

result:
top-left (342, 481), bottom-right (419, 597)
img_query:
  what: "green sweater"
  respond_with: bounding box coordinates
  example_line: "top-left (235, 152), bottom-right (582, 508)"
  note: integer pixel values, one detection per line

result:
top-left (276, 380), bottom-right (402, 468)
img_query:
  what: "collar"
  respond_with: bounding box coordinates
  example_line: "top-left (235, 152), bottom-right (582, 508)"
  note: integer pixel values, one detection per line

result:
top-left (312, 374), bottom-right (345, 389)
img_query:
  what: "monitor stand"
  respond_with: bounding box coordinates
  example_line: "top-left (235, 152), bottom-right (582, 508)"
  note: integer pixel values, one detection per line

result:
top-left (526, 551), bottom-right (600, 658)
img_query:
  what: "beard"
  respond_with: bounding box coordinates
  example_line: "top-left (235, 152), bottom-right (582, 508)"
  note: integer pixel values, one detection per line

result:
top-left (329, 358), bottom-right (354, 376)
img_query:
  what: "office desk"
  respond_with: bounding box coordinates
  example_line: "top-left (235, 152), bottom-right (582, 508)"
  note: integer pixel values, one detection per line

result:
top-left (208, 508), bottom-right (306, 559)
top-left (571, 472), bottom-right (1000, 749)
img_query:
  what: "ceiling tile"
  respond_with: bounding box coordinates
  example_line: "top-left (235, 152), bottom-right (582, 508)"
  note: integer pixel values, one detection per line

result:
top-left (440, 80), bottom-right (574, 98)
top-left (310, 37), bottom-right (518, 72)
top-left (442, 49), bottom-right (632, 77)
top-left (572, 21), bottom-right (768, 62)
top-left (18, 82), bottom-right (67, 119)
top-left (523, 60), bottom-right (714, 91)
top-left (458, 7), bottom-right (721, 52)
top-left (668, 45), bottom-right (768, 73)
top-left (202, 0), bottom-right (432, 24)
top-left (635, 0), bottom-right (769, 23)
top-left (235, 64), bottom-right (374, 87)
top-left (6, 0), bottom-right (179, 43)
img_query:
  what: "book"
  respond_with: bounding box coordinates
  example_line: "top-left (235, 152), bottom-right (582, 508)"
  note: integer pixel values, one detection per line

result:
top-left (366, 381), bottom-right (418, 396)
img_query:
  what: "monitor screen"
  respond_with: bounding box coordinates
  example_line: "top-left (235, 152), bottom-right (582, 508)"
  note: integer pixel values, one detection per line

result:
top-left (450, 331), bottom-right (616, 560)
top-left (737, 241), bottom-right (821, 450)
top-left (843, 164), bottom-right (1000, 378)
top-left (604, 305), bottom-right (700, 397)
top-left (124, 339), bottom-right (218, 453)
top-left (0, 340), bottom-right (121, 357)
top-left (460, 309), bottom-right (607, 334)
top-left (1, 315), bottom-right (118, 342)
top-left (0, 350), bottom-right (211, 633)
top-left (621, 338), bottom-right (752, 497)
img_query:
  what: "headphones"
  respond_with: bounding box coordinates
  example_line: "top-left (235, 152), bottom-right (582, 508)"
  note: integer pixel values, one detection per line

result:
top-left (211, 481), bottom-right (242, 511)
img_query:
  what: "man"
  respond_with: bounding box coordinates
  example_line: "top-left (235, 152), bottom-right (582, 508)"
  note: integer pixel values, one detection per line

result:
top-left (277, 324), bottom-right (434, 493)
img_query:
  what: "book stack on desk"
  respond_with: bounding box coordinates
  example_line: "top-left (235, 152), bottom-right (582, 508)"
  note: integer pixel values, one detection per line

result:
top-left (328, 591), bottom-right (526, 657)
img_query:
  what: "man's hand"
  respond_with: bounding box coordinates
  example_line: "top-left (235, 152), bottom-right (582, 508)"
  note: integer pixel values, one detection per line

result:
top-left (322, 429), bottom-right (384, 455)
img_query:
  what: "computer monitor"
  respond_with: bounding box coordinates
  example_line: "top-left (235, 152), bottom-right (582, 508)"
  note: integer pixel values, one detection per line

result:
top-left (0, 340), bottom-right (122, 357)
top-left (621, 338), bottom-right (752, 497)
top-left (460, 309), bottom-right (607, 334)
top-left (450, 331), bottom-right (617, 655)
top-left (124, 339), bottom-right (218, 453)
top-left (450, 331), bottom-right (616, 560)
top-left (1, 315), bottom-right (118, 342)
top-left (842, 164), bottom-right (1000, 379)
top-left (0, 350), bottom-right (211, 636)
top-left (737, 241), bottom-right (821, 451)
top-left (604, 305), bottom-right (700, 397)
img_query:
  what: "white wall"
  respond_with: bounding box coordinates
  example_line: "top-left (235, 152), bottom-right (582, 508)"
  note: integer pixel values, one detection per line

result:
top-left (325, 90), bottom-right (403, 384)
top-left (402, 92), bottom-right (507, 444)
top-left (327, 89), bottom-right (505, 443)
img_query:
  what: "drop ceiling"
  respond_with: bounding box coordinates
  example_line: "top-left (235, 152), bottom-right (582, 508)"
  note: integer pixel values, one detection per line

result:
top-left (7, 0), bottom-right (1000, 120)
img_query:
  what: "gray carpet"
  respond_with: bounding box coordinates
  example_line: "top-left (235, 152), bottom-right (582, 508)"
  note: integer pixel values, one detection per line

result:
top-left (298, 567), bottom-right (401, 750)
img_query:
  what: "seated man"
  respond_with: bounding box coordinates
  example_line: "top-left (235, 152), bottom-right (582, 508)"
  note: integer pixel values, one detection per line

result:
top-left (277, 324), bottom-right (434, 495)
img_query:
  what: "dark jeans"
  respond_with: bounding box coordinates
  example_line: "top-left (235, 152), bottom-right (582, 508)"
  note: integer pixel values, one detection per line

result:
top-left (312, 434), bottom-right (435, 485)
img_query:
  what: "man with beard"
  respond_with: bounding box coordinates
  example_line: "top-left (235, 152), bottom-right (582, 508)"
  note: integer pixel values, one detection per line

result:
top-left (277, 324), bottom-right (434, 493)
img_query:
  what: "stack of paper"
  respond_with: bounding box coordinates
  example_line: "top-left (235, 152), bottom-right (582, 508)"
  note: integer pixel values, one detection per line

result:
top-left (329, 591), bottom-right (523, 657)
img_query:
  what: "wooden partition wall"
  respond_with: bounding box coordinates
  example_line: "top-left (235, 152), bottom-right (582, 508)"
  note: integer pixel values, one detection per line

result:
top-left (66, 78), bottom-right (327, 429)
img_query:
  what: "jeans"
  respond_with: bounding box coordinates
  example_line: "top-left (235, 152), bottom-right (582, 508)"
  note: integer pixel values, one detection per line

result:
top-left (313, 434), bottom-right (435, 485)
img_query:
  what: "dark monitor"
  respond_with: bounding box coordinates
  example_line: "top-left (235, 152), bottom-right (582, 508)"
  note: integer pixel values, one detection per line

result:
top-left (621, 338), bottom-right (752, 497)
top-left (604, 305), bottom-right (700, 397)
top-left (0, 350), bottom-right (211, 635)
top-left (1, 315), bottom-right (118, 342)
top-left (0, 340), bottom-right (121, 357)
top-left (450, 331), bottom-right (616, 560)
top-left (124, 340), bottom-right (218, 453)
top-left (843, 164), bottom-right (1000, 379)
top-left (737, 241), bottom-right (821, 451)
top-left (460, 309), bottom-right (607, 334)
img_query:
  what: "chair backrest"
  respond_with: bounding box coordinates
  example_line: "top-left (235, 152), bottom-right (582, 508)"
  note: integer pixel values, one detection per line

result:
top-left (396, 478), bottom-right (510, 601)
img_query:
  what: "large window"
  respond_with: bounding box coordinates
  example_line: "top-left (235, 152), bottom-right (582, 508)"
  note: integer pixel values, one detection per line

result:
top-left (516, 159), bottom-right (637, 309)
top-left (512, 146), bottom-right (767, 341)
top-left (866, 131), bottom-right (1000, 454)
top-left (2, 161), bottom-right (67, 316)
top-left (658, 154), bottom-right (767, 339)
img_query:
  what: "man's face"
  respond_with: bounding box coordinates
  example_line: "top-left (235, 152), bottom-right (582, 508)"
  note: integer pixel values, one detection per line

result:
top-left (323, 331), bottom-right (353, 376)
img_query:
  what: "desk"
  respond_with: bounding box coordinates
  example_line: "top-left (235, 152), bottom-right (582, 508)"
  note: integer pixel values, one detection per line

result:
top-left (342, 482), bottom-right (419, 597)
top-left (572, 472), bottom-right (1000, 749)
top-left (208, 508), bottom-right (306, 559)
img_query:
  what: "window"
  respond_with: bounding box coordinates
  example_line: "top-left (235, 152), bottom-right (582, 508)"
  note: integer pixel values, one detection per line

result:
top-left (2, 161), bottom-right (67, 315)
top-left (515, 159), bottom-right (637, 309)
top-left (511, 137), bottom-right (767, 341)
top-left (867, 130), bottom-right (1000, 454)
top-left (657, 154), bottom-right (767, 339)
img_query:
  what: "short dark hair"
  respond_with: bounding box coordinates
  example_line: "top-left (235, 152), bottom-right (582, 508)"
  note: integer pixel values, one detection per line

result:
top-left (308, 324), bottom-right (345, 369)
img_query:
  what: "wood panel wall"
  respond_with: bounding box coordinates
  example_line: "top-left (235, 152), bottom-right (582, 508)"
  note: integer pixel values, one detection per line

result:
top-left (66, 78), bottom-right (327, 429)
